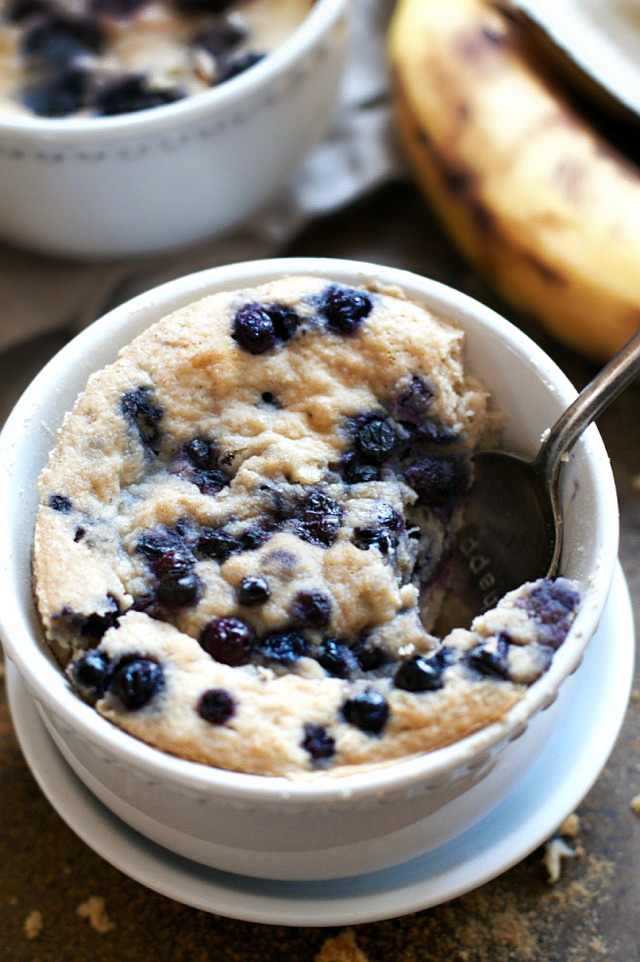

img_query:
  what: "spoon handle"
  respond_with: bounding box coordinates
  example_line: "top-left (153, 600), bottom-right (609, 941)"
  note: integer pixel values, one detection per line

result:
top-left (537, 330), bottom-right (640, 488)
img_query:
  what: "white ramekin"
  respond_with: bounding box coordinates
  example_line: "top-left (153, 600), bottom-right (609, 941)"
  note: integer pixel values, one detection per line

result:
top-left (0, 257), bottom-right (619, 880)
top-left (0, 0), bottom-right (351, 257)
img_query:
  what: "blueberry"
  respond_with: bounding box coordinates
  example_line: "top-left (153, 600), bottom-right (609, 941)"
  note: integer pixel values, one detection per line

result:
top-left (413, 419), bottom-right (458, 445)
top-left (404, 454), bottom-right (471, 511)
top-left (191, 20), bottom-right (247, 57)
top-left (260, 391), bottom-right (280, 407)
top-left (237, 575), bottom-right (270, 606)
top-left (136, 528), bottom-right (200, 607)
top-left (196, 687), bottom-right (236, 725)
top-left (238, 523), bottom-right (273, 551)
top-left (356, 415), bottom-right (396, 463)
top-left (90, 0), bottom-right (148, 16)
top-left (144, 542), bottom-right (194, 581)
top-left (394, 653), bottom-right (446, 692)
top-left (341, 689), bottom-right (389, 735)
top-left (351, 635), bottom-right (387, 672)
top-left (199, 616), bottom-right (255, 666)
top-left (232, 301), bottom-right (300, 354)
top-left (354, 502), bottom-right (401, 555)
top-left (121, 387), bottom-right (164, 451)
top-left (290, 589), bottom-right (331, 629)
top-left (318, 284), bottom-right (373, 335)
top-left (259, 630), bottom-right (309, 665)
top-left (21, 68), bottom-right (88, 117)
top-left (465, 633), bottom-right (511, 680)
top-left (389, 374), bottom-right (436, 424)
top-left (301, 723), bottom-right (335, 763)
top-left (296, 489), bottom-right (343, 548)
top-left (215, 49), bottom-right (265, 85)
top-left (172, 0), bottom-right (234, 12)
top-left (340, 452), bottom-right (379, 485)
top-left (75, 605), bottom-right (120, 639)
top-left (340, 413), bottom-right (397, 484)
top-left (94, 76), bottom-right (184, 115)
top-left (195, 521), bottom-right (271, 562)
top-left (518, 580), bottom-right (580, 649)
top-left (21, 15), bottom-right (105, 66)
top-left (267, 303), bottom-right (301, 342)
top-left (171, 436), bottom-right (230, 495)
top-left (5, 0), bottom-right (50, 23)
top-left (315, 638), bottom-right (359, 679)
top-left (136, 527), bottom-right (185, 562)
top-left (48, 493), bottom-right (72, 513)
top-left (54, 596), bottom-right (120, 641)
top-left (154, 555), bottom-right (201, 607)
top-left (195, 527), bottom-right (241, 562)
top-left (185, 437), bottom-right (216, 468)
top-left (108, 657), bottom-right (164, 710)
top-left (232, 303), bottom-right (276, 354)
top-left (130, 592), bottom-right (159, 616)
top-left (69, 649), bottom-right (113, 701)
top-left (377, 501), bottom-right (402, 530)
top-left (353, 505), bottom-right (402, 555)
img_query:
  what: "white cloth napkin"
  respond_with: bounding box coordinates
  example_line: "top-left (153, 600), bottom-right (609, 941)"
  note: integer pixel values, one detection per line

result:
top-left (0, 0), bottom-right (404, 356)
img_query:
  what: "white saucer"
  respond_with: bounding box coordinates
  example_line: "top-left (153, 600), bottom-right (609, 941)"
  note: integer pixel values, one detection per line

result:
top-left (6, 564), bottom-right (635, 927)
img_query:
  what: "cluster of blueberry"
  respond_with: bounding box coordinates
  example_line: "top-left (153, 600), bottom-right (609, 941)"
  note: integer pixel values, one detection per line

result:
top-left (68, 640), bottom-right (451, 761)
top-left (49, 282), bottom-right (580, 768)
top-left (66, 575), bottom-right (578, 764)
top-left (3, 0), bottom-right (265, 117)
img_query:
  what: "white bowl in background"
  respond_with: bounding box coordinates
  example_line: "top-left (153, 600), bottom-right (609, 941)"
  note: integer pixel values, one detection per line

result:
top-left (0, 0), bottom-right (351, 258)
top-left (0, 257), bottom-right (619, 880)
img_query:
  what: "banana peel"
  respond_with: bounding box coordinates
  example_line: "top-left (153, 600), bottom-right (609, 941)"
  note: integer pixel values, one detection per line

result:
top-left (388, 0), bottom-right (640, 362)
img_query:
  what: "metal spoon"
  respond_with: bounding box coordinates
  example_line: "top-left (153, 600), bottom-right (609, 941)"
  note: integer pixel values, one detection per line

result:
top-left (435, 330), bottom-right (640, 634)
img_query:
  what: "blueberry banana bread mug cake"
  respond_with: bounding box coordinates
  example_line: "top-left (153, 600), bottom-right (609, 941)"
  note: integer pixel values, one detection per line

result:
top-left (0, 0), bottom-right (313, 118)
top-left (33, 276), bottom-right (580, 777)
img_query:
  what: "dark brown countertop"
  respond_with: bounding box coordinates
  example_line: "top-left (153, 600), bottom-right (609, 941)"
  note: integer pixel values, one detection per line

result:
top-left (1, 181), bottom-right (639, 962)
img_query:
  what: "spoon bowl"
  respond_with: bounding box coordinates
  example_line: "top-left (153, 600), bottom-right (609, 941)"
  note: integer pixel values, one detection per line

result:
top-left (439, 329), bottom-right (640, 632)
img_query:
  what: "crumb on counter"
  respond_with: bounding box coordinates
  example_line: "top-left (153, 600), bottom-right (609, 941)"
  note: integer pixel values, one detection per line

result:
top-left (559, 812), bottom-right (581, 837)
top-left (314, 929), bottom-right (370, 962)
top-left (23, 909), bottom-right (43, 940)
top-left (76, 896), bottom-right (115, 934)
top-left (543, 838), bottom-right (576, 884)
top-left (542, 810), bottom-right (588, 883)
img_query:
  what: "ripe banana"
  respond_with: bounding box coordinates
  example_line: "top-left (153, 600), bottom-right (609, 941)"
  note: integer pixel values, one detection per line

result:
top-left (388, 0), bottom-right (640, 362)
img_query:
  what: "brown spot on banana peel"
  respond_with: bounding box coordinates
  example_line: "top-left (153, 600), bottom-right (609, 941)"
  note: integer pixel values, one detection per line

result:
top-left (551, 158), bottom-right (589, 207)
top-left (454, 19), bottom-right (510, 63)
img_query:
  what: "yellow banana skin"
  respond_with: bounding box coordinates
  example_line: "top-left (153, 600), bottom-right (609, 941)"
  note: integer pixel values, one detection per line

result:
top-left (388, 0), bottom-right (640, 362)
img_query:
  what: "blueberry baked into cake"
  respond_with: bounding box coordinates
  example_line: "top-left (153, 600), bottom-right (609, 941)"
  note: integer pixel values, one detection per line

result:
top-left (0, 0), bottom-right (312, 118)
top-left (33, 276), bottom-right (580, 776)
